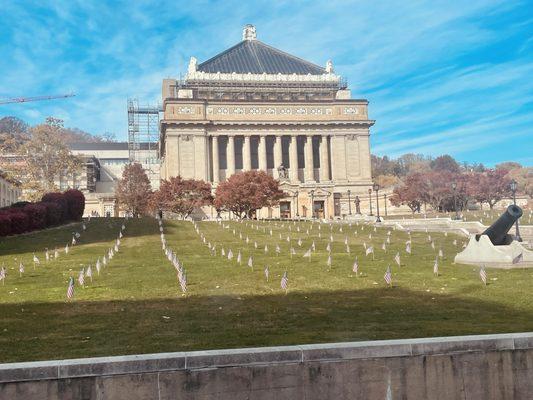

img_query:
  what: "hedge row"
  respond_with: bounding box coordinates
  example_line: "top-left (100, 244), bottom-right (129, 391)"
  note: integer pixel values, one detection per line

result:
top-left (0, 189), bottom-right (85, 237)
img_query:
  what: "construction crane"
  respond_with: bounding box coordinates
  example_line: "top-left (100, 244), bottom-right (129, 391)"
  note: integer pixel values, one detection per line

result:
top-left (0, 93), bottom-right (75, 105)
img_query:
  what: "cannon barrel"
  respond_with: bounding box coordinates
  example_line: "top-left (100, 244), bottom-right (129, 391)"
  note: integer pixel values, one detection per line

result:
top-left (478, 205), bottom-right (522, 245)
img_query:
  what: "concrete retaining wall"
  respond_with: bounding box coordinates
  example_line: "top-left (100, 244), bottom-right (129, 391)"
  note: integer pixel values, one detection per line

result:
top-left (1, 332), bottom-right (532, 399)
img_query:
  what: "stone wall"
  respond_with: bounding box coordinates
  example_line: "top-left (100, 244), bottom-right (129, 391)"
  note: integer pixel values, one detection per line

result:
top-left (1, 332), bottom-right (532, 399)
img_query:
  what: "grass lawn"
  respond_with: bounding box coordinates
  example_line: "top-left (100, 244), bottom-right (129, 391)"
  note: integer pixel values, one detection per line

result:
top-left (388, 208), bottom-right (533, 225)
top-left (1, 216), bottom-right (533, 363)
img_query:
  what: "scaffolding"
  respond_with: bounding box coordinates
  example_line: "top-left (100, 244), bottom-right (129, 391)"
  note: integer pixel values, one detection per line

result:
top-left (127, 99), bottom-right (162, 189)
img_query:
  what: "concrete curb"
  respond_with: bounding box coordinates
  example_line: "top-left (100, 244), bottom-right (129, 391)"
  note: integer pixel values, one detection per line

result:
top-left (1, 332), bottom-right (531, 384)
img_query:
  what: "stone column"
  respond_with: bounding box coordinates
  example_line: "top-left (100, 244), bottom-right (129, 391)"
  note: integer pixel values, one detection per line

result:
top-left (304, 135), bottom-right (314, 182)
top-left (273, 135), bottom-right (283, 178)
top-left (243, 135), bottom-right (251, 171)
top-left (258, 135), bottom-right (267, 171)
top-left (227, 135), bottom-right (235, 177)
top-left (289, 135), bottom-right (299, 183)
top-left (212, 135), bottom-right (219, 183)
top-left (319, 135), bottom-right (329, 182)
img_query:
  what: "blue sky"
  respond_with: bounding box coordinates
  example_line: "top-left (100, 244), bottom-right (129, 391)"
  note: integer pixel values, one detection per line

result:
top-left (0, 0), bottom-right (531, 166)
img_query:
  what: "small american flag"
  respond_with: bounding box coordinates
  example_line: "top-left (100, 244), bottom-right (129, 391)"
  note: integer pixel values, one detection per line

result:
top-left (86, 265), bottom-right (93, 282)
top-left (365, 246), bottom-right (374, 257)
top-left (326, 242), bottom-right (331, 252)
top-left (327, 254), bottom-right (332, 268)
top-left (303, 249), bottom-right (311, 259)
top-left (480, 266), bottom-right (487, 285)
top-left (346, 244), bottom-right (350, 253)
top-left (33, 253), bottom-right (40, 266)
top-left (0, 266), bottom-right (6, 284)
top-left (311, 241), bottom-right (315, 251)
top-left (78, 269), bottom-right (85, 286)
top-left (384, 266), bottom-right (392, 286)
top-left (381, 242), bottom-right (387, 252)
top-left (227, 249), bottom-right (233, 260)
top-left (352, 257), bottom-right (359, 274)
top-left (438, 248), bottom-right (443, 258)
top-left (248, 256), bottom-right (253, 269)
top-left (19, 262), bottom-right (24, 276)
top-left (297, 238), bottom-right (302, 247)
top-left (65, 244), bottom-right (69, 254)
top-left (264, 245), bottom-right (268, 254)
top-left (264, 266), bottom-right (269, 281)
top-left (405, 242), bottom-right (411, 254)
top-left (394, 252), bottom-right (401, 267)
top-left (66, 277), bottom-right (75, 299)
top-left (281, 271), bottom-right (288, 291)
top-left (275, 244), bottom-right (281, 255)
top-left (54, 249), bottom-right (59, 259)
top-left (237, 251), bottom-right (242, 264)
top-left (96, 259), bottom-right (101, 275)
top-left (433, 258), bottom-right (439, 276)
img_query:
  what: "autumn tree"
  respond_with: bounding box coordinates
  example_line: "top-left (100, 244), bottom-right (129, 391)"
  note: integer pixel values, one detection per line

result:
top-left (0, 116), bottom-right (29, 153)
top-left (214, 170), bottom-right (285, 219)
top-left (470, 169), bottom-right (511, 209)
top-left (18, 118), bottom-right (82, 201)
top-left (115, 163), bottom-right (152, 217)
top-left (151, 176), bottom-right (212, 219)
top-left (506, 167), bottom-right (533, 197)
top-left (430, 155), bottom-right (460, 174)
top-left (389, 172), bottom-right (429, 213)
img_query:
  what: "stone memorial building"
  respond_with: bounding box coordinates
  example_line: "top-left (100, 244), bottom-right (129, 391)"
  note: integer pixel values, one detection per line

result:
top-left (160, 25), bottom-right (374, 218)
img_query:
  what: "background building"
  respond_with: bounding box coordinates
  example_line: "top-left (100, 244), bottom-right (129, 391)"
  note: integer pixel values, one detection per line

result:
top-left (160, 25), bottom-right (374, 219)
top-left (69, 142), bottom-right (158, 217)
top-left (0, 170), bottom-right (21, 208)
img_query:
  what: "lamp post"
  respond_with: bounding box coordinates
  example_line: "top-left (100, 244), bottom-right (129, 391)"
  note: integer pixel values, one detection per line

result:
top-left (452, 182), bottom-right (459, 220)
top-left (368, 188), bottom-right (373, 216)
top-left (310, 190), bottom-right (315, 219)
top-left (347, 189), bottom-right (352, 215)
top-left (510, 179), bottom-right (522, 241)
top-left (384, 193), bottom-right (388, 217)
top-left (373, 183), bottom-right (381, 222)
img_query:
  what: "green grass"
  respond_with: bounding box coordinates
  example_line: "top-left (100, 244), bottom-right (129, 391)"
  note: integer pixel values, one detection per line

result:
top-left (389, 208), bottom-right (533, 225)
top-left (1, 216), bottom-right (532, 363)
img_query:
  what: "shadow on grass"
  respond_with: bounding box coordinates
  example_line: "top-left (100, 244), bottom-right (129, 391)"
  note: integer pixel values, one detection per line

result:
top-left (0, 218), bottom-right (159, 257)
top-left (1, 287), bottom-right (532, 363)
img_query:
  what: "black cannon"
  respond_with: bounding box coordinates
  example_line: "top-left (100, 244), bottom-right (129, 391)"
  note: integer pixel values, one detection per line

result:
top-left (476, 205), bottom-right (522, 245)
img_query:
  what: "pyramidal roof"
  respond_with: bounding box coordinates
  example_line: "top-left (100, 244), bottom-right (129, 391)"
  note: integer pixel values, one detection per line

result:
top-left (197, 25), bottom-right (326, 76)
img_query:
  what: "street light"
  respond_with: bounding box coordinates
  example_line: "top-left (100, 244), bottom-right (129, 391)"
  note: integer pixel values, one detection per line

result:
top-left (347, 189), bottom-right (352, 215)
top-left (384, 193), bottom-right (388, 217)
top-left (368, 188), bottom-right (373, 216)
top-left (373, 183), bottom-right (381, 222)
top-left (510, 179), bottom-right (522, 241)
top-left (451, 182), bottom-right (460, 220)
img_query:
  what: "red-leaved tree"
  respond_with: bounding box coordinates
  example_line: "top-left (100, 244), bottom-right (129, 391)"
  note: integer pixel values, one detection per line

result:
top-left (470, 169), bottom-right (511, 209)
top-left (214, 170), bottom-right (285, 219)
top-left (151, 176), bottom-right (212, 219)
top-left (115, 163), bottom-right (152, 217)
top-left (389, 172), bottom-right (429, 213)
